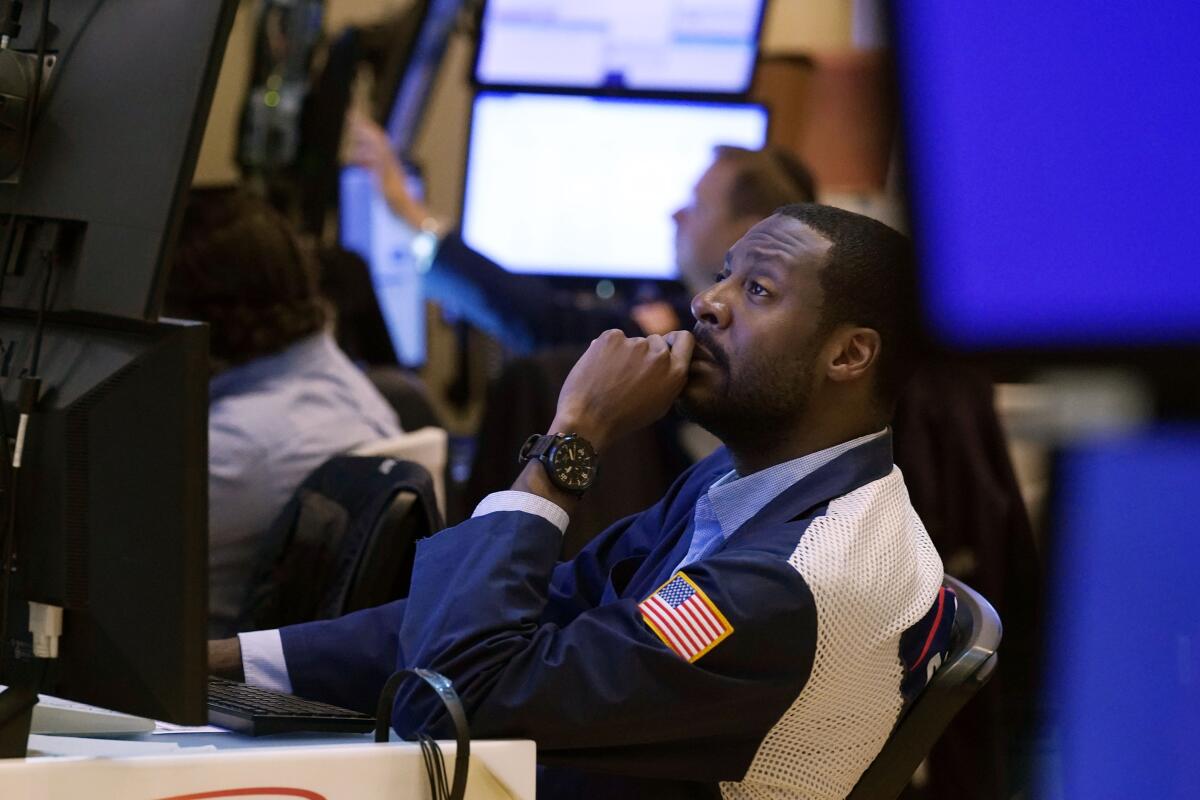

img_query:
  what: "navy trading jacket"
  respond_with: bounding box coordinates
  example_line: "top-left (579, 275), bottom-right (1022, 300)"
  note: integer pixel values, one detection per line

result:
top-left (278, 433), bottom-right (951, 799)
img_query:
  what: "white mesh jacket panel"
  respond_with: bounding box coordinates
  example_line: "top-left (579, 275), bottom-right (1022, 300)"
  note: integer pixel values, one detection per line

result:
top-left (721, 467), bottom-right (943, 800)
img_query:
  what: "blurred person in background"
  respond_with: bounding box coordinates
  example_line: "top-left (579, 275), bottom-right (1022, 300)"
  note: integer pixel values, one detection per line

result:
top-left (165, 188), bottom-right (402, 636)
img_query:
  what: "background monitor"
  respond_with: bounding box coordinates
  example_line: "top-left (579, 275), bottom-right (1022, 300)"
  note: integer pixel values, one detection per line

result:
top-left (460, 92), bottom-right (768, 279)
top-left (0, 1), bottom-right (236, 321)
top-left (891, 4), bottom-right (1200, 353)
top-left (474, 0), bottom-right (766, 95)
top-left (1043, 429), bottom-right (1200, 799)
top-left (339, 167), bottom-right (427, 367)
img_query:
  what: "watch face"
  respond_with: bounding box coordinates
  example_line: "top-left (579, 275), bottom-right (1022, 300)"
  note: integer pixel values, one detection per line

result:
top-left (551, 436), bottom-right (596, 492)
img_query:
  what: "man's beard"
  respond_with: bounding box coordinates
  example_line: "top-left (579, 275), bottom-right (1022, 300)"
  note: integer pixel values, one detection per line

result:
top-left (676, 329), bottom-right (816, 447)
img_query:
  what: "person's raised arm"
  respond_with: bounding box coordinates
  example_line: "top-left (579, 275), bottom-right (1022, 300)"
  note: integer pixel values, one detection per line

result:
top-left (345, 111), bottom-right (429, 230)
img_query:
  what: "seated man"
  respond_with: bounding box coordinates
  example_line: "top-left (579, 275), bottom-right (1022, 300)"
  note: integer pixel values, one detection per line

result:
top-left (212, 203), bottom-right (953, 798)
top-left (164, 188), bottom-right (402, 636)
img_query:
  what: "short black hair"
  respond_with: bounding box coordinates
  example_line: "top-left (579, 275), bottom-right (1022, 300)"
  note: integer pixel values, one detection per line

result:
top-left (775, 203), bottom-right (920, 407)
top-left (164, 188), bottom-right (328, 367)
top-left (713, 145), bottom-right (817, 219)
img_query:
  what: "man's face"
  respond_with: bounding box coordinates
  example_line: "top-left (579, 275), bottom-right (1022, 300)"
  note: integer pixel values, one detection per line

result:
top-left (676, 214), bottom-right (834, 442)
top-left (673, 159), bottom-right (757, 295)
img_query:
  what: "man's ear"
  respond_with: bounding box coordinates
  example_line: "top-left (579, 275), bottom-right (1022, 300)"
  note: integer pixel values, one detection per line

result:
top-left (824, 326), bottom-right (881, 385)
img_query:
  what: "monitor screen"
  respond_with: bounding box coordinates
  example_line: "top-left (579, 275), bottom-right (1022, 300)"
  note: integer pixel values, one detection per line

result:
top-left (474, 0), bottom-right (765, 95)
top-left (1043, 430), bottom-right (1200, 798)
top-left (340, 167), bottom-right (427, 367)
top-left (461, 93), bottom-right (768, 279)
top-left (892, 5), bottom-right (1200, 351)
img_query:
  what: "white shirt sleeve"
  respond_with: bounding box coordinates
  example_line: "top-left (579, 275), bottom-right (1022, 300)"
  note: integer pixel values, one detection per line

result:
top-left (238, 629), bottom-right (292, 694)
top-left (472, 490), bottom-right (569, 534)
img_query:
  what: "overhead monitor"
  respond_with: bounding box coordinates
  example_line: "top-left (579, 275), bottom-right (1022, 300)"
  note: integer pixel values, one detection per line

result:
top-left (474, 0), bottom-right (766, 95)
top-left (461, 92), bottom-right (768, 280)
top-left (339, 167), bottom-right (427, 367)
top-left (892, 4), bottom-right (1200, 353)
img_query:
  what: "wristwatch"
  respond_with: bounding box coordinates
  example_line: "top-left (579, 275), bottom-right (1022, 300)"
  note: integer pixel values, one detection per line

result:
top-left (519, 433), bottom-right (598, 496)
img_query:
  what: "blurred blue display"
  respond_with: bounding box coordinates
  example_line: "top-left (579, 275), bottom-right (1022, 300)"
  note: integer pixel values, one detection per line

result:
top-left (1045, 430), bottom-right (1200, 798)
top-left (892, 5), bottom-right (1200, 349)
top-left (339, 167), bottom-right (427, 367)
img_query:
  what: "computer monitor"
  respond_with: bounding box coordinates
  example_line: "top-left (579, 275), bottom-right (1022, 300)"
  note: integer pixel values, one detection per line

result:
top-left (0, 0), bottom-right (236, 747)
top-left (339, 167), bottom-right (428, 367)
top-left (0, 2), bottom-right (237, 321)
top-left (460, 92), bottom-right (768, 279)
top-left (1043, 429), bottom-right (1200, 798)
top-left (473, 0), bottom-right (767, 95)
top-left (0, 315), bottom-right (210, 724)
top-left (891, 4), bottom-right (1200, 355)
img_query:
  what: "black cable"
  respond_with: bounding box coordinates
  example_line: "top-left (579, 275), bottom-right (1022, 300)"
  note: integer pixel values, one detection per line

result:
top-left (0, 256), bottom-right (47, 655)
top-left (375, 668), bottom-right (470, 800)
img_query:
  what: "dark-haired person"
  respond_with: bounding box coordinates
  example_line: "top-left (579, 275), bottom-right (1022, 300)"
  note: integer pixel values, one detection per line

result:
top-left (165, 189), bottom-right (401, 637)
top-left (213, 204), bottom-right (953, 799)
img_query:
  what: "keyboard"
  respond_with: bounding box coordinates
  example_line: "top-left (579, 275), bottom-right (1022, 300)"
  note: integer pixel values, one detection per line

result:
top-left (207, 676), bottom-right (375, 736)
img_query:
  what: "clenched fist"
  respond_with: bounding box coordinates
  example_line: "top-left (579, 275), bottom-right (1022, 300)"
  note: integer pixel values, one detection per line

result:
top-left (551, 329), bottom-right (695, 452)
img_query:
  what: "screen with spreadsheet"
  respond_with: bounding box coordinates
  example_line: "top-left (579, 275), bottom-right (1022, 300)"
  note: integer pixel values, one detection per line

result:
top-left (475, 0), bottom-right (766, 94)
top-left (461, 93), bottom-right (768, 279)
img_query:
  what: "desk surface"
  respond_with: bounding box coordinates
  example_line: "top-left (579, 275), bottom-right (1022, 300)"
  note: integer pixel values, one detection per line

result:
top-left (4, 735), bottom-right (536, 799)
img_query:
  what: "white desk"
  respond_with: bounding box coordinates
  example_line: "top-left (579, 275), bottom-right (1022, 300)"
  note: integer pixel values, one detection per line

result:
top-left (0, 735), bottom-right (535, 799)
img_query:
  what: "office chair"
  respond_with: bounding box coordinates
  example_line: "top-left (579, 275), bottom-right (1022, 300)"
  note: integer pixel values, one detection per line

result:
top-left (240, 455), bottom-right (443, 631)
top-left (354, 426), bottom-right (448, 519)
top-left (845, 575), bottom-right (1002, 800)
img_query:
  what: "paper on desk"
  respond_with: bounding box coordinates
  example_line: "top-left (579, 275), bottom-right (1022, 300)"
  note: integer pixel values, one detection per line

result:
top-left (151, 721), bottom-right (231, 735)
top-left (27, 734), bottom-right (216, 757)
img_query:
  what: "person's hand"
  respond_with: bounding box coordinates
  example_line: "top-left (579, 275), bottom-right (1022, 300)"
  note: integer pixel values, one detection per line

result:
top-left (551, 329), bottom-right (695, 452)
top-left (208, 637), bottom-right (244, 681)
top-left (344, 110), bottom-right (427, 228)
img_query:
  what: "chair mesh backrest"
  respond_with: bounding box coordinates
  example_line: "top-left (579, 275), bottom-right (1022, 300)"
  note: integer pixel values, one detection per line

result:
top-left (844, 575), bottom-right (1002, 800)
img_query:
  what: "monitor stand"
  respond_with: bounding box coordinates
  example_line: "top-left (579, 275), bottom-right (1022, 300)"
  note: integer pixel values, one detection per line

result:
top-left (0, 682), bottom-right (37, 758)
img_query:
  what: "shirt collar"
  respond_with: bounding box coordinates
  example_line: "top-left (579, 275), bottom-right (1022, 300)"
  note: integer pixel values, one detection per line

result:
top-left (704, 429), bottom-right (889, 540)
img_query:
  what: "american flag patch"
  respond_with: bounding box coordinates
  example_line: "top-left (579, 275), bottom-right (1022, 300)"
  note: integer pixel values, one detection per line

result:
top-left (639, 573), bottom-right (733, 662)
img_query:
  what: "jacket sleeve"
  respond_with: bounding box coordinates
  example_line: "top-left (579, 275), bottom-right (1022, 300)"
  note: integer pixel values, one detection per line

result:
top-left (393, 510), bottom-right (818, 783)
top-left (542, 450), bottom-right (729, 627)
top-left (278, 598), bottom-right (406, 713)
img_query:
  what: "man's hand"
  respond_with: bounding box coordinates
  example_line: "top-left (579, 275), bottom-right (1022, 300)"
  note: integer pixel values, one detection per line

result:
top-left (208, 637), bottom-right (244, 681)
top-left (551, 329), bottom-right (695, 452)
